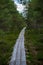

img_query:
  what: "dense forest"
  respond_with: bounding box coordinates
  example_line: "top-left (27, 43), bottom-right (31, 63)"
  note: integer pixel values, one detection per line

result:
top-left (0, 0), bottom-right (26, 65)
top-left (0, 0), bottom-right (43, 65)
top-left (25, 0), bottom-right (43, 65)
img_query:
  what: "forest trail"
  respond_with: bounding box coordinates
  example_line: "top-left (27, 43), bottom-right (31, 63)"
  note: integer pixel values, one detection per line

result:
top-left (9, 27), bottom-right (26, 65)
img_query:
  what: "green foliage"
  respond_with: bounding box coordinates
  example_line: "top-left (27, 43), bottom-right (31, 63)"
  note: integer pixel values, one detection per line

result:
top-left (0, 0), bottom-right (26, 65)
top-left (26, 0), bottom-right (43, 29)
top-left (25, 29), bottom-right (43, 65)
top-left (25, 0), bottom-right (43, 65)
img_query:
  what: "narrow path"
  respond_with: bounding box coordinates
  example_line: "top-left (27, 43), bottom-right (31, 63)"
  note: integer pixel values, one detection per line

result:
top-left (9, 27), bottom-right (26, 65)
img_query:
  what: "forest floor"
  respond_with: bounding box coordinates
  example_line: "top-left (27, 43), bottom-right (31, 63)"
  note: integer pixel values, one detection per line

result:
top-left (0, 29), bottom-right (21, 65)
top-left (25, 29), bottom-right (43, 65)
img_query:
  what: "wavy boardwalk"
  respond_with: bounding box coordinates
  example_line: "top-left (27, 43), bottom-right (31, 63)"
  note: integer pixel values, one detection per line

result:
top-left (9, 27), bottom-right (26, 65)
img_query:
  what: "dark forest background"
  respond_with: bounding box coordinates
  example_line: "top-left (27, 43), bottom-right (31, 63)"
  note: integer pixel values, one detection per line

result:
top-left (0, 0), bottom-right (43, 65)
